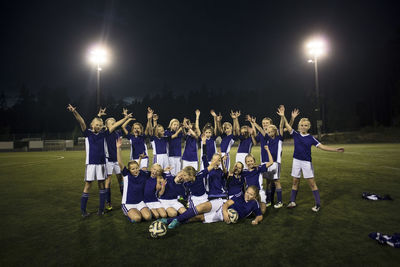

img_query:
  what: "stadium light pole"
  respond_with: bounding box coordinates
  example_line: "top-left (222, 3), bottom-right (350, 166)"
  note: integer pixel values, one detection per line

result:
top-left (88, 46), bottom-right (108, 110)
top-left (306, 39), bottom-right (326, 140)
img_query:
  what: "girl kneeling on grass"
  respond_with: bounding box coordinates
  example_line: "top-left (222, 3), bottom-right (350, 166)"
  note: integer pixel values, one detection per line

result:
top-left (117, 138), bottom-right (152, 223)
top-left (277, 105), bottom-right (344, 212)
top-left (161, 185), bottom-right (263, 229)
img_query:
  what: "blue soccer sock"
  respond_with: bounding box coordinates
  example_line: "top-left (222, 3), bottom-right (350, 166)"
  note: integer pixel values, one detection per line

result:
top-left (266, 189), bottom-right (272, 203)
top-left (119, 182), bottom-right (124, 195)
top-left (312, 190), bottom-right (321, 206)
top-left (290, 189), bottom-right (298, 203)
top-left (177, 207), bottom-right (198, 223)
top-left (276, 188), bottom-right (282, 203)
top-left (271, 183), bottom-right (276, 204)
top-left (105, 188), bottom-right (111, 204)
top-left (99, 189), bottom-right (106, 212)
top-left (81, 192), bottom-right (89, 213)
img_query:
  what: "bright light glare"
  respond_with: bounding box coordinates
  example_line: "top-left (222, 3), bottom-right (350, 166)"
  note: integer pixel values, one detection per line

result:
top-left (88, 46), bottom-right (108, 65)
top-left (306, 38), bottom-right (326, 58)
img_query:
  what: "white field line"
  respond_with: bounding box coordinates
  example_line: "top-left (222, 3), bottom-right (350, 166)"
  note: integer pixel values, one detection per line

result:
top-left (0, 156), bottom-right (65, 167)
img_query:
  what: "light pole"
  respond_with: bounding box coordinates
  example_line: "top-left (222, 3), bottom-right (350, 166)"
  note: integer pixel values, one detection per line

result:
top-left (88, 46), bottom-right (108, 109)
top-left (306, 39), bottom-right (326, 140)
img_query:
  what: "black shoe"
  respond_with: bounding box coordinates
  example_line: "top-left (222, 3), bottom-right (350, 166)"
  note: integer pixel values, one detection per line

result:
top-left (82, 212), bottom-right (91, 218)
top-left (97, 210), bottom-right (105, 216)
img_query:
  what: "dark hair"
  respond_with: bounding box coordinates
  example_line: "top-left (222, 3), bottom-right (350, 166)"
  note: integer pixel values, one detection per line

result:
top-left (247, 185), bottom-right (261, 203)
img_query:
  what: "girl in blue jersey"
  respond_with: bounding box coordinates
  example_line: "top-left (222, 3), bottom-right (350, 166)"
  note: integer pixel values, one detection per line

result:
top-left (214, 110), bottom-right (238, 170)
top-left (226, 162), bottom-right (245, 199)
top-left (182, 110), bottom-right (201, 169)
top-left (143, 163), bottom-right (167, 219)
top-left (243, 146), bottom-right (274, 214)
top-left (278, 105), bottom-right (344, 212)
top-left (165, 119), bottom-right (184, 176)
top-left (164, 185), bottom-right (263, 229)
top-left (235, 112), bottom-right (256, 168)
top-left (122, 117), bottom-right (149, 171)
top-left (146, 108), bottom-right (169, 169)
top-left (200, 112), bottom-right (218, 169)
top-left (67, 104), bottom-right (131, 217)
top-left (158, 168), bottom-right (187, 217)
top-left (116, 138), bottom-right (152, 222)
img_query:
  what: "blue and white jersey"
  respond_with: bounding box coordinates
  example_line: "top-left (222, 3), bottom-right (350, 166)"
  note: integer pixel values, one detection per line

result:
top-left (291, 130), bottom-right (320, 162)
top-left (242, 164), bottom-right (268, 190)
top-left (183, 168), bottom-right (209, 197)
top-left (207, 168), bottom-right (227, 198)
top-left (84, 129), bottom-right (107, 165)
top-left (237, 136), bottom-right (253, 154)
top-left (160, 173), bottom-right (185, 200)
top-left (104, 130), bottom-right (121, 162)
top-left (267, 134), bottom-right (284, 163)
top-left (200, 136), bottom-right (217, 162)
top-left (182, 134), bottom-right (198, 162)
top-left (230, 195), bottom-right (262, 219)
top-left (226, 175), bottom-right (245, 197)
top-left (164, 130), bottom-right (183, 157)
top-left (144, 176), bottom-right (159, 203)
top-left (121, 167), bottom-right (147, 204)
top-left (220, 134), bottom-right (236, 155)
top-left (126, 134), bottom-right (148, 160)
top-left (150, 136), bottom-right (169, 155)
top-left (256, 133), bottom-right (270, 163)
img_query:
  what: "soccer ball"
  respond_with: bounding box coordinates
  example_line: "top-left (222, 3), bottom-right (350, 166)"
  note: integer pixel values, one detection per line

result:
top-left (149, 220), bottom-right (167, 238)
top-left (227, 208), bottom-right (239, 224)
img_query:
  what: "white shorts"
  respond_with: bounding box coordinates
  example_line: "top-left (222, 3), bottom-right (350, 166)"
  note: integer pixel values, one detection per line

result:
top-left (263, 162), bottom-right (281, 180)
top-left (85, 164), bottom-right (106, 181)
top-left (145, 201), bottom-right (163, 210)
top-left (235, 152), bottom-right (248, 169)
top-left (106, 159), bottom-right (121, 176)
top-left (121, 201), bottom-right (147, 215)
top-left (168, 157), bottom-right (182, 176)
top-left (260, 189), bottom-right (267, 203)
top-left (190, 193), bottom-right (209, 208)
top-left (291, 158), bottom-right (314, 179)
top-left (154, 154), bottom-right (169, 169)
top-left (203, 198), bottom-right (225, 223)
top-left (133, 158), bottom-right (149, 170)
top-left (159, 199), bottom-right (184, 211)
top-left (182, 160), bottom-right (198, 170)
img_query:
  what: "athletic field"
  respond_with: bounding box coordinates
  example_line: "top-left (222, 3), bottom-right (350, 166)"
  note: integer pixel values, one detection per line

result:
top-left (1, 144), bottom-right (399, 266)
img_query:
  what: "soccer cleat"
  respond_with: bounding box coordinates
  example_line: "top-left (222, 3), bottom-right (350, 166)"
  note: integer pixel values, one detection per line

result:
top-left (97, 210), bottom-right (105, 216)
top-left (311, 205), bottom-right (320, 212)
top-left (287, 202), bottom-right (297, 208)
top-left (266, 202), bottom-right (272, 208)
top-left (81, 212), bottom-right (91, 218)
top-left (167, 218), bottom-right (181, 229)
top-left (157, 218), bottom-right (168, 225)
top-left (274, 202), bottom-right (284, 209)
top-left (105, 203), bottom-right (113, 212)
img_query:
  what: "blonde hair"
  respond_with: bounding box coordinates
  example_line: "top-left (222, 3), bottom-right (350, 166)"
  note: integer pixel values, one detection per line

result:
top-left (222, 122), bottom-right (232, 131)
top-left (262, 117), bottom-right (273, 124)
top-left (247, 185), bottom-right (261, 203)
top-left (90, 117), bottom-right (103, 128)
top-left (105, 117), bottom-right (116, 127)
top-left (267, 124), bottom-right (278, 135)
top-left (151, 163), bottom-right (164, 175)
top-left (202, 123), bottom-right (214, 134)
top-left (131, 122), bottom-right (144, 134)
top-left (127, 160), bottom-right (139, 169)
top-left (182, 166), bottom-right (196, 178)
top-left (245, 153), bottom-right (256, 163)
top-left (168, 119), bottom-right (180, 129)
top-left (299, 118), bottom-right (311, 126)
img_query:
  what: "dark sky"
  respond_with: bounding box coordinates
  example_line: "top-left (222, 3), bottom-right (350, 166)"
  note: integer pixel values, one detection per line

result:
top-left (1, 0), bottom-right (399, 103)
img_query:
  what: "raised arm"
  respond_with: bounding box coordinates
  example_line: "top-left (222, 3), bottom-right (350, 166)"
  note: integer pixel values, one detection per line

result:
top-left (289, 108), bottom-right (300, 128)
top-left (317, 144), bottom-right (344, 153)
top-left (171, 126), bottom-right (183, 139)
top-left (116, 137), bottom-right (125, 170)
top-left (210, 109), bottom-right (218, 136)
top-left (263, 145), bottom-right (274, 168)
top-left (145, 107), bottom-right (154, 136)
top-left (109, 111), bottom-right (133, 133)
top-left (231, 110), bottom-right (240, 136)
top-left (183, 119), bottom-right (199, 139)
top-left (249, 115), bottom-right (266, 137)
top-left (277, 105), bottom-right (292, 133)
top-left (122, 118), bottom-right (134, 135)
top-left (67, 104), bottom-right (86, 131)
top-left (152, 113), bottom-right (158, 131)
top-left (97, 107), bottom-right (107, 118)
top-left (247, 116), bottom-right (258, 145)
top-left (195, 109), bottom-right (201, 137)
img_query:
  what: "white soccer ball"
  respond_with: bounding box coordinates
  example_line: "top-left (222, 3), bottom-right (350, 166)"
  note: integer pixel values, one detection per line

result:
top-left (149, 220), bottom-right (167, 238)
top-left (227, 208), bottom-right (239, 224)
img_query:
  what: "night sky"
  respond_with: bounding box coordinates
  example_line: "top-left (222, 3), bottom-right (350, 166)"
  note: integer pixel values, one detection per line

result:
top-left (1, 0), bottom-right (399, 104)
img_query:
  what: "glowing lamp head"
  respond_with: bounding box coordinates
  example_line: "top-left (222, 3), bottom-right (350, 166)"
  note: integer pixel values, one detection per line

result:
top-left (306, 39), bottom-right (326, 58)
top-left (89, 47), bottom-right (108, 65)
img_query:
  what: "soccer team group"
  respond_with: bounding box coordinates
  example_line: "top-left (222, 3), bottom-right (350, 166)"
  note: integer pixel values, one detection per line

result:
top-left (67, 104), bottom-right (344, 231)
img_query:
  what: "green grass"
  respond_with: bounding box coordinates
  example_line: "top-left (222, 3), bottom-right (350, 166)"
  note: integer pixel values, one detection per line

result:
top-left (1, 144), bottom-right (400, 266)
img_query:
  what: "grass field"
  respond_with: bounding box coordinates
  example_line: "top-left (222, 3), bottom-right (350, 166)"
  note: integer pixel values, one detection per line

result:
top-left (1, 144), bottom-right (400, 266)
